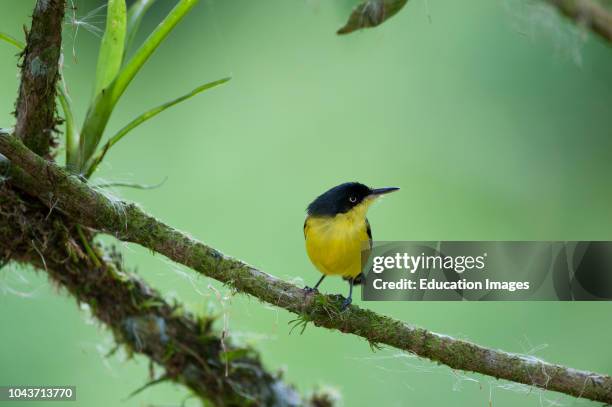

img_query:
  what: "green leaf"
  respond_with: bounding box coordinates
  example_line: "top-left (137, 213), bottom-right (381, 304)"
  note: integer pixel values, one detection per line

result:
top-left (79, 0), bottom-right (199, 173)
top-left (78, 92), bottom-right (114, 171)
top-left (58, 85), bottom-right (80, 171)
top-left (337, 0), bottom-right (409, 35)
top-left (0, 32), bottom-right (25, 49)
top-left (80, 0), bottom-right (127, 171)
top-left (93, 0), bottom-right (127, 98)
top-left (125, 0), bottom-right (157, 60)
top-left (111, 0), bottom-right (199, 107)
top-left (85, 77), bottom-right (230, 177)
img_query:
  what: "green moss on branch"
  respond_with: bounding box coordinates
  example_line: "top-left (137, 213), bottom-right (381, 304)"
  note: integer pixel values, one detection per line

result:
top-left (14, 0), bottom-right (65, 157)
top-left (1, 132), bottom-right (611, 404)
top-left (0, 181), bottom-right (335, 407)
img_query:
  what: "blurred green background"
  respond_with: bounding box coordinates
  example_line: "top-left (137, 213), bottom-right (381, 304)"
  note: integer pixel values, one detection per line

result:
top-left (1, 0), bottom-right (612, 406)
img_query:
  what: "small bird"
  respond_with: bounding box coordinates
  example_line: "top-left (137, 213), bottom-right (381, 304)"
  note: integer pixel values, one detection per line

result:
top-left (304, 182), bottom-right (399, 309)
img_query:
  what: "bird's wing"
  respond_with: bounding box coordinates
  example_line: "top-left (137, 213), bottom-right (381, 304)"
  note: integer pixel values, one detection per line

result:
top-left (366, 218), bottom-right (372, 250)
top-left (350, 218), bottom-right (373, 285)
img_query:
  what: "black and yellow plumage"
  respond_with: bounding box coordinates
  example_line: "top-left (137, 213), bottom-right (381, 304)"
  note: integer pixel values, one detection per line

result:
top-left (303, 182), bottom-right (399, 309)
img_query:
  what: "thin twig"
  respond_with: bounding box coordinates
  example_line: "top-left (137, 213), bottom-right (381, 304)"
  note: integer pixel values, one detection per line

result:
top-left (546, 0), bottom-right (612, 43)
top-left (76, 225), bottom-right (101, 268)
top-left (30, 240), bottom-right (47, 272)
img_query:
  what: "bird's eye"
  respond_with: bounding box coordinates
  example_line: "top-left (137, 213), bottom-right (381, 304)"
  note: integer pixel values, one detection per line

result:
top-left (349, 196), bottom-right (357, 203)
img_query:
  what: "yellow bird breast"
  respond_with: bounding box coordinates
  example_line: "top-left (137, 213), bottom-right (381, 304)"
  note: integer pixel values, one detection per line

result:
top-left (304, 209), bottom-right (370, 279)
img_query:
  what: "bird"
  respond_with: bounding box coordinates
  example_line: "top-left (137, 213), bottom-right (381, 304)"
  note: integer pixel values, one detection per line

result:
top-left (303, 182), bottom-right (399, 309)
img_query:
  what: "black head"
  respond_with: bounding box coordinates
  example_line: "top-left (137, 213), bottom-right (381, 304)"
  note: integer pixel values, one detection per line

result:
top-left (307, 182), bottom-right (399, 216)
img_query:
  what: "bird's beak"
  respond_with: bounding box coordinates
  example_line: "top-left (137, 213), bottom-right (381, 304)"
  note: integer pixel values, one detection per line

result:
top-left (368, 187), bottom-right (400, 199)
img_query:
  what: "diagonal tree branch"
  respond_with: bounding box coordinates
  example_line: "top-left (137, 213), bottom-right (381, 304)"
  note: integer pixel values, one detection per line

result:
top-left (1, 132), bottom-right (611, 404)
top-left (546, 0), bottom-right (612, 43)
top-left (14, 0), bottom-right (65, 157)
top-left (0, 179), bottom-right (334, 407)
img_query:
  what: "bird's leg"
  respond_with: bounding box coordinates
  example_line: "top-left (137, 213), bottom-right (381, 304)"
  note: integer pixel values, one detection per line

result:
top-left (341, 278), bottom-right (355, 310)
top-left (304, 275), bottom-right (326, 293)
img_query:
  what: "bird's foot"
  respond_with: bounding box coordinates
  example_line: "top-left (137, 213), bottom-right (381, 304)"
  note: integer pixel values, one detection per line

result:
top-left (304, 286), bottom-right (318, 294)
top-left (340, 297), bottom-right (352, 311)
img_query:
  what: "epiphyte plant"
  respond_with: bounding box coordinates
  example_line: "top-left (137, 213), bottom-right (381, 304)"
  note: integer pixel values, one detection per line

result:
top-left (3, 0), bottom-right (230, 179)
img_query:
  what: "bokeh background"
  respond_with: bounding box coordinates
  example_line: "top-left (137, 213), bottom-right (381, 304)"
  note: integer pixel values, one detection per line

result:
top-left (1, 0), bottom-right (612, 406)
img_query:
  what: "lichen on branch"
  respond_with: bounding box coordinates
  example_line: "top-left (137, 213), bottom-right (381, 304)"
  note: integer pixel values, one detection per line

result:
top-left (14, 0), bottom-right (65, 157)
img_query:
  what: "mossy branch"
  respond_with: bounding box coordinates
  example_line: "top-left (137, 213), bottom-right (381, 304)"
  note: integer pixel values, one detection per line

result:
top-left (1, 132), bottom-right (611, 404)
top-left (14, 0), bottom-right (65, 157)
top-left (546, 0), bottom-right (612, 43)
top-left (0, 180), bottom-right (334, 407)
